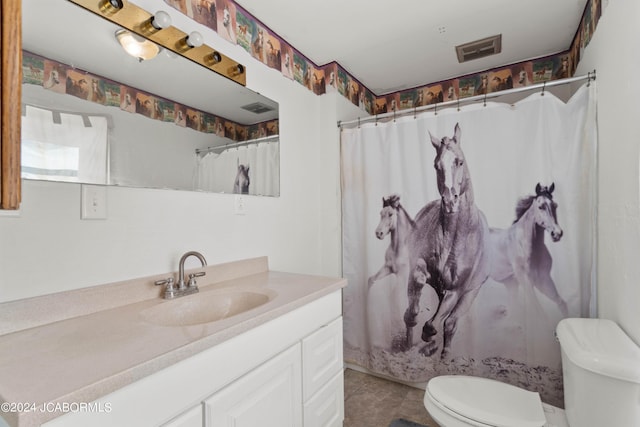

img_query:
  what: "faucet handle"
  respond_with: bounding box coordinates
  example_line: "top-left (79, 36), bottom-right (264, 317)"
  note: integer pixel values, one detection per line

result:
top-left (154, 277), bottom-right (175, 287)
top-left (187, 272), bottom-right (205, 289)
top-left (155, 277), bottom-right (176, 299)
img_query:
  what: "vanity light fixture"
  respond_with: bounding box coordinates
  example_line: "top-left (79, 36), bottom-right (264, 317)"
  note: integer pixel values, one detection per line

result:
top-left (228, 64), bottom-right (245, 77)
top-left (149, 10), bottom-right (172, 30)
top-left (207, 51), bottom-right (222, 66)
top-left (100, 0), bottom-right (124, 14)
top-left (70, 0), bottom-right (247, 85)
top-left (185, 31), bottom-right (204, 48)
top-left (115, 29), bottom-right (160, 61)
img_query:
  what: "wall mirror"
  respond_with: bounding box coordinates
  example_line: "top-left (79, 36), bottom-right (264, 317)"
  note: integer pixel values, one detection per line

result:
top-left (21, 0), bottom-right (280, 196)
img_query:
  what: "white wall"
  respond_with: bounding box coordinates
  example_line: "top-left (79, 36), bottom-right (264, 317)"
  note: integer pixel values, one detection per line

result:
top-left (575, 0), bottom-right (640, 343)
top-left (0, 1), bottom-right (345, 303)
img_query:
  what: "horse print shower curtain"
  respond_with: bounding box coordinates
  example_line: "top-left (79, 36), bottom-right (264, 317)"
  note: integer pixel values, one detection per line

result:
top-left (341, 84), bottom-right (597, 406)
top-left (195, 141), bottom-right (279, 195)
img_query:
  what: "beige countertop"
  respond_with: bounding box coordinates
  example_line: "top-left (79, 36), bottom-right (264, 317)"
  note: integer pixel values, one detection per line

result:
top-left (0, 257), bottom-right (346, 427)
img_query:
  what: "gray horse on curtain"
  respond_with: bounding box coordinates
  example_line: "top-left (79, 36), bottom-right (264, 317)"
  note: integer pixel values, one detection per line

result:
top-left (403, 123), bottom-right (491, 359)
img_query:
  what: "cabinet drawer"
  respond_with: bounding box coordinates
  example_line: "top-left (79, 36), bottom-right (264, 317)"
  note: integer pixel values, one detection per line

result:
top-left (302, 317), bottom-right (343, 401)
top-left (303, 371), bottom-right (344, 427)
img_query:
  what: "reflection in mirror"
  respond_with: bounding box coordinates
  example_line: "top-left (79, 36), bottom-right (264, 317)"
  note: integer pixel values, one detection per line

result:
top-left (21, 0), bottom-right (280, 196)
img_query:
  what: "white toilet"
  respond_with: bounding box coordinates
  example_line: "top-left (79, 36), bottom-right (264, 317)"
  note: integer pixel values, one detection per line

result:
top-left (423, 318), bottom-right (640, 427)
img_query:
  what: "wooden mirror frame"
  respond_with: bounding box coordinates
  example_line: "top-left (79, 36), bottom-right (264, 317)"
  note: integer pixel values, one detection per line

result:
top-left (1, 0), bottom-right (22, 210)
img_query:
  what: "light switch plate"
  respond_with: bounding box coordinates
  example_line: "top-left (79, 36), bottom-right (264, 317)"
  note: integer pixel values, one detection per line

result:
top-left (81, 184), bottom-right (107, 220)
top-left (0, 208), bottom-right (21, 217)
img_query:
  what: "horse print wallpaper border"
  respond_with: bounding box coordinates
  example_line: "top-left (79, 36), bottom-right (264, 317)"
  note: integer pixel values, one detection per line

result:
top-left (165, 0), bottom-right (602, 114)
top-left (21, 50), bottom-right (279, 143)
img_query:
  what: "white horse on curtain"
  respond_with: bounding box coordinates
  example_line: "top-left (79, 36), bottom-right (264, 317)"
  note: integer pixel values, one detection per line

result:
top-left (368, 194), bottom-right (415, 287)
top-left (489, 183), bottom-right (568, 317)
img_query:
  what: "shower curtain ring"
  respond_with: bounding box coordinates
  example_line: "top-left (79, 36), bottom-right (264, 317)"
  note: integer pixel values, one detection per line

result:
top-left (457, 98), bottom-right (460, 112)
top-left (357, 117), bottom-right (361, 128)
top-left (483, 93), bottom-right (487, 107)
top-left (541, 81), bottom-right (546, 96)
top-left (587, 71), bottom-right (591, 87)
top-left (393, 110), bottom-right (396, 123)
top-left (413, 106), bottom-right (417, 119)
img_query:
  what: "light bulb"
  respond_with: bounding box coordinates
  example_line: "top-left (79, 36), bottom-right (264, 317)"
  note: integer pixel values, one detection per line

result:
top-left (186, 31), bottom-right (203, 48)
top-left (151, 11), bottom-right (171, 30)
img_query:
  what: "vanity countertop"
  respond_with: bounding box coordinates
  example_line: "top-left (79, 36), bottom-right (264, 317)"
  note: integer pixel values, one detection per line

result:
top-left (0, 257), bottom-right (346, 427)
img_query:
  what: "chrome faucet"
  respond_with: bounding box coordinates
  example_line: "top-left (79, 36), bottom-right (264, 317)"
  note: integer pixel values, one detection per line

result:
top-left (155, 251), bottom-right (207, 299)
top-left (177, 251), bottom-right (207, 291)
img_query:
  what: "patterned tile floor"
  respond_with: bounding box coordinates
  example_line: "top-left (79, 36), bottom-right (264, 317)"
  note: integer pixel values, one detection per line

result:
top-left (343, 368), bottom-right (437, 427)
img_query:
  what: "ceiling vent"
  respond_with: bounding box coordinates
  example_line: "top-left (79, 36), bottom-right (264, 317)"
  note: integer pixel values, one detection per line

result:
top-left (455, 34), bottom-right (502, 63)
top-left (241, 102), bottom-right (275, 114)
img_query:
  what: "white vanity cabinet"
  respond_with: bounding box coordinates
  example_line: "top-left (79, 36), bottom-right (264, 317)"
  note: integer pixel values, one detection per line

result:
top-left (161, 405), bottom-right (203, 427)
top-left (204, 344), bottom-right (303, 427)
top-left (41, 291), bottom-right (343, 427)
top-left (202, 317), bottom-right (344, 427)
top-left (302, 318), bottom-right (344, 427)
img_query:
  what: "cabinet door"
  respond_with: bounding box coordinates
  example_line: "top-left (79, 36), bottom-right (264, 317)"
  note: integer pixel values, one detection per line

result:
top-left (302, 317), bottom-right (343, 401)
top-left (204, 344), bottom-right (302, 427)
top-left (161, 405), bottom-right (203, 427)
top-left (303, 371), bottom-right (344, 427)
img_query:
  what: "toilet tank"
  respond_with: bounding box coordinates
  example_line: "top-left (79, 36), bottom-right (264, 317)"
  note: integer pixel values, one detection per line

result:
top-left (556, 318), bottom-right (640, 427)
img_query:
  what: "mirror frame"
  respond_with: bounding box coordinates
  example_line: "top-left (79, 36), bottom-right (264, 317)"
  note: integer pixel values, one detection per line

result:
top-left (1, 0), bottom-right (22, 210)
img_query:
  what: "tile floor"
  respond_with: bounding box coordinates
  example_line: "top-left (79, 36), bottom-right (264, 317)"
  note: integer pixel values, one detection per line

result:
top-left (343, 368), bottom-right (438, 427)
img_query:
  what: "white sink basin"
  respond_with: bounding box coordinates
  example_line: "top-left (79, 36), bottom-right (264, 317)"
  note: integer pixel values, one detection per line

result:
top-left (141, 288), bottom-right (274, 327)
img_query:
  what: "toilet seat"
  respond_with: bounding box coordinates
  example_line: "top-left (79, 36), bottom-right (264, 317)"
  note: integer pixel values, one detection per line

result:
top-left (425, 388), bottom-right (496, 427)
top-left (426, 375), bottom-right (546, 427)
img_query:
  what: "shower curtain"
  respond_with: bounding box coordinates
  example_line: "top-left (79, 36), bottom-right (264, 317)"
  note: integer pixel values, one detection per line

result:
top-left (195, 140), bottom-right (279, 195)
top-left (341, 84), bottom-right (597, 406)
top-left (21, 105), bottom-right (109, 183)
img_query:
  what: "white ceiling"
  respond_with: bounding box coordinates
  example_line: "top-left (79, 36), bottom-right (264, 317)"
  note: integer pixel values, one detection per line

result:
top-left (236, 0), bottom-right (588, 95)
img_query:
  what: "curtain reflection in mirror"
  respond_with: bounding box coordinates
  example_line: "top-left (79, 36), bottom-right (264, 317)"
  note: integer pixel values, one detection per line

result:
top-left (195, 140), bottom-right (279, 196)
top-left (21, 105), bottom-right (109, 184)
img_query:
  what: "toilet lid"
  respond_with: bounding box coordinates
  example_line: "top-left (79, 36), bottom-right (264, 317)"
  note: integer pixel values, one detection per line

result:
top-left (427, 376), bottom-right (546, 427)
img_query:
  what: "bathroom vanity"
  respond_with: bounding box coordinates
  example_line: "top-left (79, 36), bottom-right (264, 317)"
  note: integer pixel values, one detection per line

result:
top-left (0, 257), bottom-right (346, 427)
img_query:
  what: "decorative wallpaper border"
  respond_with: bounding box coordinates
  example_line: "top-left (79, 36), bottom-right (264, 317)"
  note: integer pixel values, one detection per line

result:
top-left (21, 50), bottom-right (279, 142)
top-left (164, 0), bottom-right (602, 114)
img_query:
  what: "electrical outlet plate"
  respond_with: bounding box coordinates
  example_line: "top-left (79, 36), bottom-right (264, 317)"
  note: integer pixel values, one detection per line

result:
top-left (81, 184), bottom-right (107, 220)
top-left (234, 194), bottom-right (247, 215)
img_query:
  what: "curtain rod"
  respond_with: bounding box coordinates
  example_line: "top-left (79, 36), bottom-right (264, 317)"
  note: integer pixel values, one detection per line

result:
top-left (195, 134), bottom-right (279, 155)
top-left (338, 71), bottom-right (595, 129)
